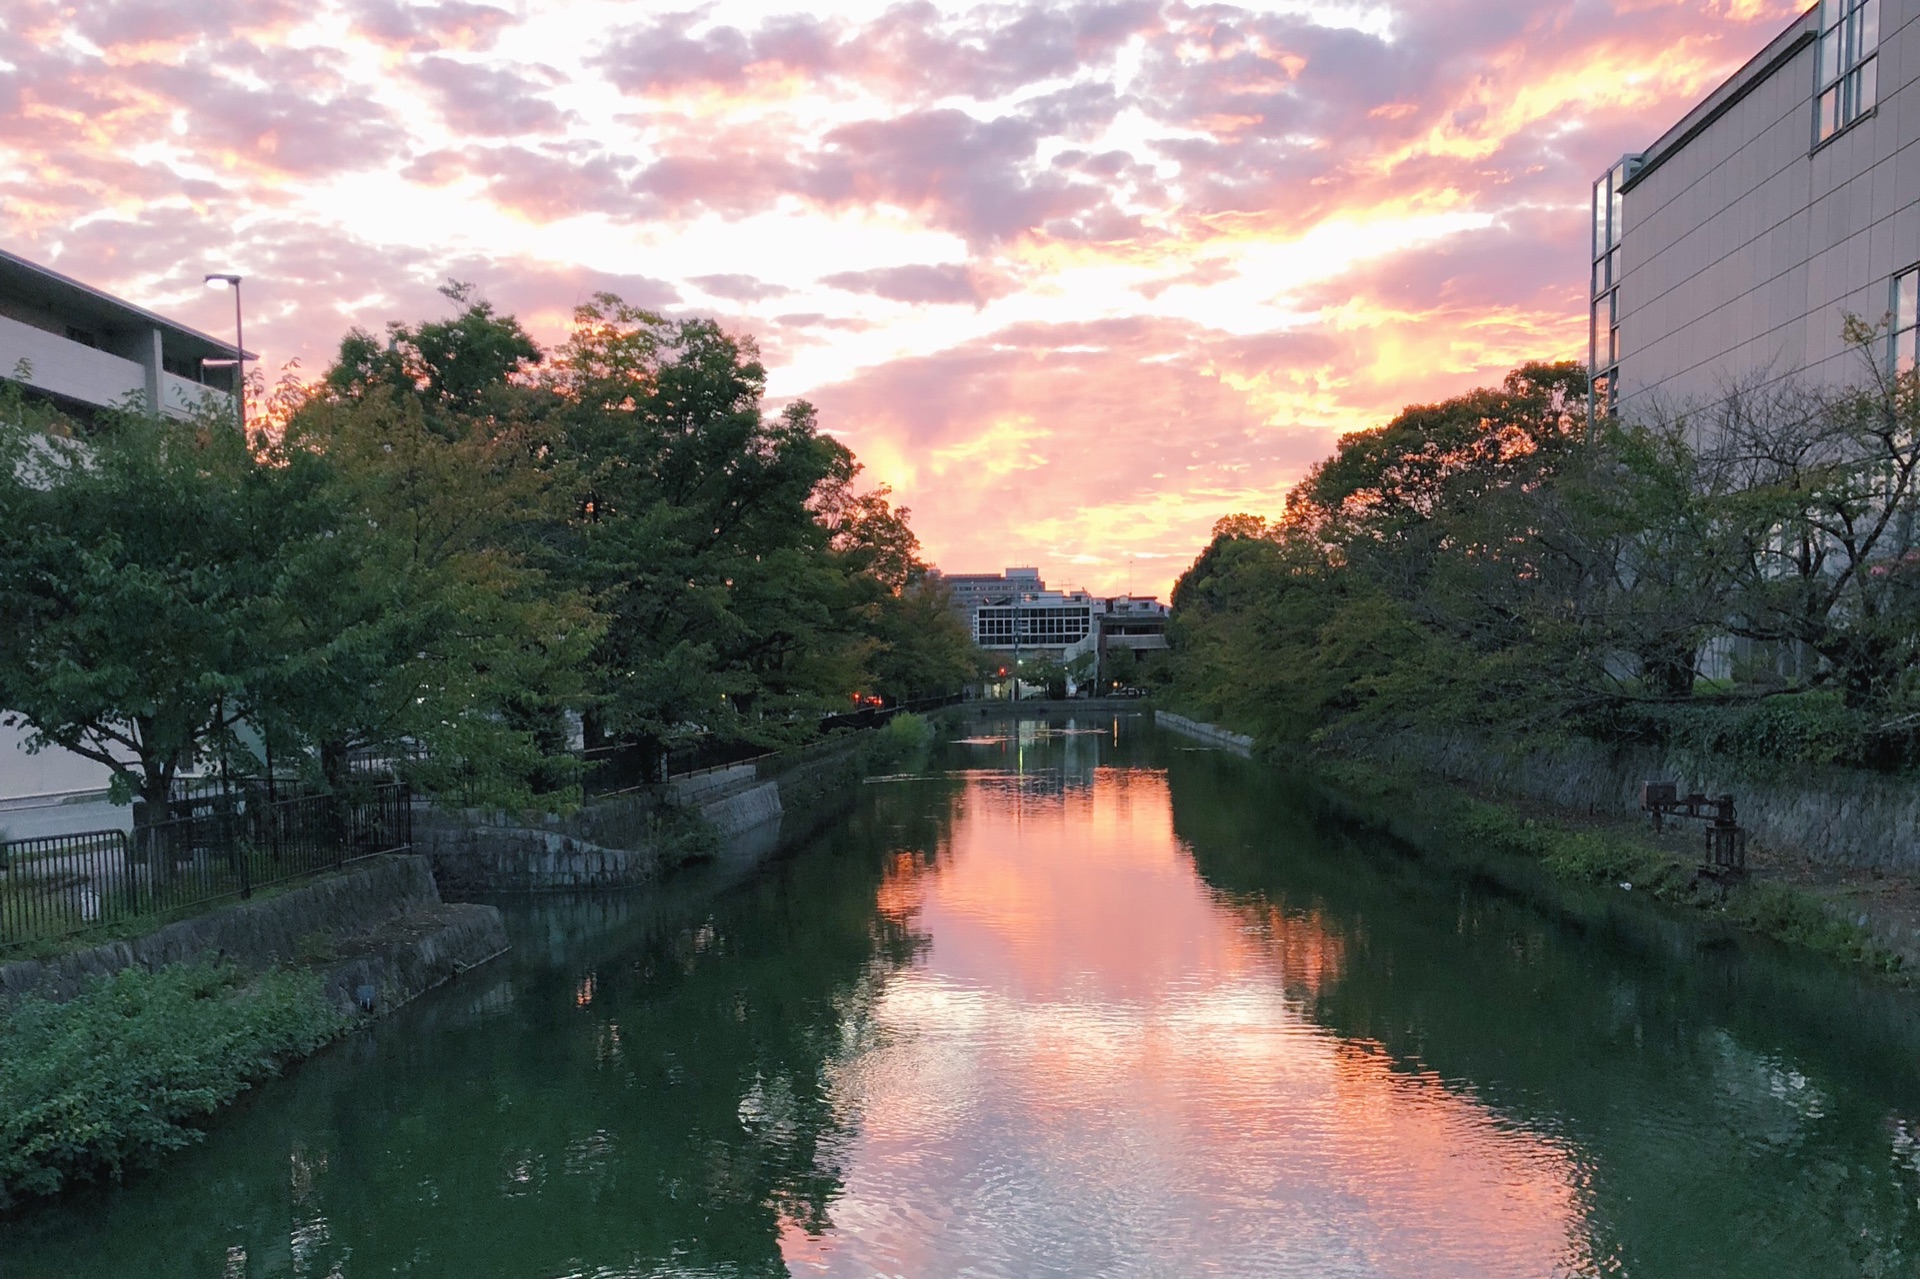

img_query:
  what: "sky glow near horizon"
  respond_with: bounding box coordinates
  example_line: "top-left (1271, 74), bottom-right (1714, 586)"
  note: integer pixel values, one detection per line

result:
top-left (1, 0), bottom-right (1805, 596)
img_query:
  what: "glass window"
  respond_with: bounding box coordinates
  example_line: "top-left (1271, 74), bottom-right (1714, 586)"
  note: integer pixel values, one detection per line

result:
top-left (1891, 266), bottom-right (1920, 374)
top-left (1592, 179), bottom-right (1609, 262)
top-left (1817, 0), bottom-right (1879, 142)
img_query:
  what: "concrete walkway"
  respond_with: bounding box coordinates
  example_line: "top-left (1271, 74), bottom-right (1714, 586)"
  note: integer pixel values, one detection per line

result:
top-left (0, 795), bottom-right (132, 843)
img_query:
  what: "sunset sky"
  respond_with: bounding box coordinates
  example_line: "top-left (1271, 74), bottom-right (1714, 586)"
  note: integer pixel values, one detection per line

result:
top-left (0, 0), bottom-right (1805, 596)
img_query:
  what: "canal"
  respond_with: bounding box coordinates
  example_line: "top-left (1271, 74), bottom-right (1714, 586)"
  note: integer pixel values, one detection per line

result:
top-left (9, 713), bottom-right (1920, 1276)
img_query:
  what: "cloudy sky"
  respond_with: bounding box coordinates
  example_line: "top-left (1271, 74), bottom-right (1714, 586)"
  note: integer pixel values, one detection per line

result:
top-left (0, 0), bottom-right (1803, 595)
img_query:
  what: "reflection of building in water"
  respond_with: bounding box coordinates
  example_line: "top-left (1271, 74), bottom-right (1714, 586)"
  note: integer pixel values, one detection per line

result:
top-left (988, 720), bottom-right (1108, 792)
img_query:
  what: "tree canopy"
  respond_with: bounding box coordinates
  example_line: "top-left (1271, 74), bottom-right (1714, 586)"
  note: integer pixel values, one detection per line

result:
top-left (0, 288), bottom-right (980, 810)
top-left (1167, 345), bottom-right (1920, 771)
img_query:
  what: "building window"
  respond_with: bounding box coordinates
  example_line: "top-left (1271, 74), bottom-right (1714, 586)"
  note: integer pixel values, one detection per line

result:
top-left (1891, 266), bottom-right (1918, 374)
top-left (1816, 0), bottom-right (1879, 143)
top-left (1590, 156), bottom-right (1638, 417)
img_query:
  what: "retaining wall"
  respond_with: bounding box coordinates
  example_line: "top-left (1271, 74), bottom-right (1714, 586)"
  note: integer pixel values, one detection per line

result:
top-left (1154, 711), bottom-right (1255, 757)
top-left (1359, 731), bottom-right (1920, 872)
top-left (0, 854), bottom-right (507, 1011)
top-left (414, 807), bottom-right (668, 896)
top-left (419, 734), bottom-right (874, 895)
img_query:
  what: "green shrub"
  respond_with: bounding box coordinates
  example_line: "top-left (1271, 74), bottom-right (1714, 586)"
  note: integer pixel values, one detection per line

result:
top-left (1597, 692), bottom-right (1920, 773)
top-left (1452, 800), bottom-right (1678, 894)
top-left (0, 962), bottom-right (348, 1209)
top-left (865, 712), bottom-right (932, 768)
top-left (1722, 883), bottom-right (1900, 971)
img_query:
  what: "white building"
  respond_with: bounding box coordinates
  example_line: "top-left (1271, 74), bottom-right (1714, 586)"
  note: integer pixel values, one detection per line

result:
top-left (935, 567), bottom-right (1169, 698)
top-left (1593, 0), bottom-right (1920, 418)
top-left (0, 249), bottom-right (243, 420)
top-left (1, 248), bottom-right (245, 801)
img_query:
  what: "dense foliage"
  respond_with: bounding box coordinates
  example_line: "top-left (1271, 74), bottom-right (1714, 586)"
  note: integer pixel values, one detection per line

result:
top-left (0, 962), bottom-right (346, 1209)
top-left (1169, 345), bottom-right (1920, 769)
top-left (0, 287), bottom-right (980, 808)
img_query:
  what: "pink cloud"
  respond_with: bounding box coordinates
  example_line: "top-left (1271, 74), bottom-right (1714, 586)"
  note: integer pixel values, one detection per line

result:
top-left (0, 0), bottom-right (1813, 590)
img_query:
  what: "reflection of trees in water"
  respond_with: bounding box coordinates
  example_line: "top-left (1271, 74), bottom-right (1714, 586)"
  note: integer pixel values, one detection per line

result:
top-left (1164, 745), bottom-right (1920, 1278)
top-left (13, 776), bottom-right (968, 1279)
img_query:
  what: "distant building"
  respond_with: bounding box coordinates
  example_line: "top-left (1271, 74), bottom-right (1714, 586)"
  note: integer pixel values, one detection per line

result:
top-left (2, 248), bottom-right (248, 801)
top-left (1098, 595), bottom-right (1171, 658)
top-left (932, 566), bottom-right (1169, 695)
top-left (1592, 0), bottom-right (1920, 420)
top-left (0, 247), bottom-right (244, 421)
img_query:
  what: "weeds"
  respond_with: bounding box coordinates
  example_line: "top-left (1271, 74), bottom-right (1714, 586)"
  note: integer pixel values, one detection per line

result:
top-left (0, 962), bottom-right (348, 1209)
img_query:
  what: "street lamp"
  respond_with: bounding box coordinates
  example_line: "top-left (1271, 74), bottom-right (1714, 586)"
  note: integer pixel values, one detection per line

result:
top-left (203, 273), bottom-right (245, 432)
top-left (204, 273), bottom-right (263, 812)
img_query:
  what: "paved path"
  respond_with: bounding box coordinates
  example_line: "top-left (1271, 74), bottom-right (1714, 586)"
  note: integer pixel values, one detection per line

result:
top-left (0, 796), bottom-right (133, 842)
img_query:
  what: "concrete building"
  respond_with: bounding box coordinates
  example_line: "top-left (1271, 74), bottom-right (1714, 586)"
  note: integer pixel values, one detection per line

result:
top-left (1, 249), bottom-right (246, 804)
top-left (934, 566), bottom-right (1169, 696)
top-left (937, 567), bottom-right (1043, 619)
top-left (1593, 0), bottom-right (1920, 419)
top-left (0, 248), bottom-right (243, 421)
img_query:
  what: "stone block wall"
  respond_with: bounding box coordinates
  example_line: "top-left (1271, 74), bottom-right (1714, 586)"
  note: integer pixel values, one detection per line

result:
top-left (0, 854), bottom-right (507, 1012)
top-left (1360, 731), bottom-right (1920, 872)
top-left (1154, 711), bottom-right (1255, 757)
top-left (413, 808), bottom-right (666, 896)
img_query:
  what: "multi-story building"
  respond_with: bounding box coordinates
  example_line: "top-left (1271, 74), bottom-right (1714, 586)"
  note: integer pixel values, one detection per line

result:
top-left (934, 567), bottom-right (1169, 698)
top-left (0, 248), bottom-right (243, 421)
top-left (1592, 0), bottom-right (1920, 420)
top-left (2, 249), bottom-right (245, 802)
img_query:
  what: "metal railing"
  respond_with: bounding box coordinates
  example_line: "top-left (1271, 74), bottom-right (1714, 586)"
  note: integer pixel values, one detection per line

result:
top-left (0, 783), bottom-right (411, 951)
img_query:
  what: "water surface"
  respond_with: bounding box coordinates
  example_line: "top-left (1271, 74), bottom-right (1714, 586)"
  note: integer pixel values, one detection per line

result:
top-left (8, 714), bottom-right (1920, 1277)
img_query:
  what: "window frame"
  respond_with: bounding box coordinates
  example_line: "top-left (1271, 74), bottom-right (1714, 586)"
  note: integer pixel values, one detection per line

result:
top-left (1814, 0), bottom-right (1879, 145)
top-left (1890, 265), bottom-right (1919, 376)
top-left (1589, 157), bottom-right (1637, 417)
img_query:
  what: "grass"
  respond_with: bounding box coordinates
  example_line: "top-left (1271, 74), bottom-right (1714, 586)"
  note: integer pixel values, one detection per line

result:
top-left (0, 870), bottom-right (352, 963)
top-left (1308, 754), bottom-right (1905, 976)
top-left (0, 961), bottom-right (349, 1210)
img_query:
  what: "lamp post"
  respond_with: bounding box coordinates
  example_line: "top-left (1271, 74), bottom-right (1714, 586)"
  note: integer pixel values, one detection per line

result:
top-left (203, 273), bottom-right (244, 432)
top-left (203, 273), bottom-right (266, 818)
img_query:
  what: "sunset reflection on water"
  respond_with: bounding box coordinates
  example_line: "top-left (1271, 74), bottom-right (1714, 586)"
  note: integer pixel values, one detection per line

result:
top-left (782, 756), bottom-right (1597, 1278)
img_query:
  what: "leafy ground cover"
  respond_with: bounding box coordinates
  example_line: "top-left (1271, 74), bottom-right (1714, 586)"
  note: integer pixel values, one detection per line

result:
top-left (0, 962), bottom-right (348, 1210)
top-left (1308, 754), bottom-right (1905, 976)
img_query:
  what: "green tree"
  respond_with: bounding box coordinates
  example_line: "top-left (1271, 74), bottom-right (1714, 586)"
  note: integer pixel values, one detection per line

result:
top-left (268, 384), bottom-right (597, 805)
top-left (324, 281), bottom-right (542, 427)
top-left (0, 388), bottom-right (288, 810)
top-left (546, 296), bottom-right (879, 752)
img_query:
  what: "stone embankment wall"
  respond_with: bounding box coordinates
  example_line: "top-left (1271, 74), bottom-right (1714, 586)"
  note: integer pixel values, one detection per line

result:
top-left (1155, 711), bottom-right (1919, 871)
top-left (415, 804), bottom-right (669, 897)
top-left (0, 854), bottom-right (507, 1012)
top-left (418, 733), bottom-right (876, 895)
top-left (1360, 731), bottom-right (1920, 872)
top-left (1154, 711), bottom-right (1254, 757)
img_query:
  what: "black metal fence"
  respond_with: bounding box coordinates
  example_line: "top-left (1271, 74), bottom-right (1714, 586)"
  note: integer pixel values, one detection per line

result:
top-left (0, 783), bottom-right (411, 951)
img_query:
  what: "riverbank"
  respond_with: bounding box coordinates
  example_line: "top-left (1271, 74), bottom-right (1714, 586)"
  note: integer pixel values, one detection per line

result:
top-left (0, 715), bottom-right (939, 1215)
top-left (1154, 710), bottom-right (1917, 981)
top-left (418, 715), bottom-right (939, 894)
top-left (0, 854), bottom-right (511, 1212)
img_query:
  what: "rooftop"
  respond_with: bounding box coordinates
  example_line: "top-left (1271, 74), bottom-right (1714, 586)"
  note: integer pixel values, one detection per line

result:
top-left (1619, 4), bottom-right (1818, 193)
top-left (0, 248), bottom-right (252, 364)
